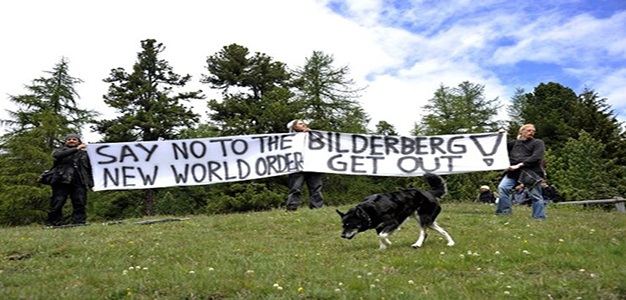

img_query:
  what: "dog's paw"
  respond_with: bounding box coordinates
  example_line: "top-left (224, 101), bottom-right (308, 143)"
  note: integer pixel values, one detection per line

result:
top-left (411, 243), bottom-right (422, 248)
top-left (379, 244), bottom-right (388, 250)
top-left (447, 241), bottom-right (455, 247)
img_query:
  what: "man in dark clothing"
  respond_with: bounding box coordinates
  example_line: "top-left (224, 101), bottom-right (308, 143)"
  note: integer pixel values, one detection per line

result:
top-left (495, 124), bottom-right (547, 219)
top-left (285, 119), bottom-right (324, 211)
top-left (476, 185), bottom-right (497, 204)
top-left (45, 134), bottom-right (94, 226)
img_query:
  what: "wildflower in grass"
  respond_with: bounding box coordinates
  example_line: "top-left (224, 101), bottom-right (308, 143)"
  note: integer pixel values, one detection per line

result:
top-left (522, 250), bottom-right (530, 254)
top-left (189, 271), bottom-right (195, 274)
top-left (504, 291), bottom-right (510, 295)
top-left (579, 269), bottom-right (585, 272)
top-left (558, 239), bottom-right (564, 242)
top-left (297, 287), bottom-right (304, 292)
top-left (123, 270), bottom-right (128, 275)
top-left (476, 268), bottom-right (482, 271)
top-left (440, 251), bottom-right (445, 255)
top-left (143, 267), bottom-right (148, 271)
top-left (459, 254), bottom-right (465, 258)
top-left (338, 282), bottom-right (344, 286)
top-left (408, 280), bottom-right (415, 284)
top-left (370, 284), bottom-right (376, 288)
top-left (129, 267), bottom-right (134, 270)
top-left (495, 251), bottom-right (501, 255)
top-left (367, 272), bottom-right (373, 276)
top-left (375, 279), bottom-right (380, 282)
top-left (277, 286), bottom-right (283, 290)
top-left (208, 267), bottom-right (214, 271)
top-left (357, 275), bottom-right (362, 279)
top-left (335, 288), bottom-right (341, 292)
top-left (590, 273), bottom-right (597, 278)
top-left (246, 270), bottom-right (255, 274)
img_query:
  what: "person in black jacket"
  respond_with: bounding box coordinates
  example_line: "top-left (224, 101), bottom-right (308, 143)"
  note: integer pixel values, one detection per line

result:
top-left (495, 124), bottom-right (547, 219)
top-left (45, 134), bottom-right (94, 226)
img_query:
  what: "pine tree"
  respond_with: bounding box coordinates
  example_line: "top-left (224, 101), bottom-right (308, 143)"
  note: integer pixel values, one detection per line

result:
top-left (202, 44), bottom-right (296, 135)
top-left (0, 58), bottom-right (96, 225)
top-left (94, 39), bottom-right (203, 215)
top-left (414, 81), bottom-right (501, 135)
top-left (294, 51), bottom-right (368, 133)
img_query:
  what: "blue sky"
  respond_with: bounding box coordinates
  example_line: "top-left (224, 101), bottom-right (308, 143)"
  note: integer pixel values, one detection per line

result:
top-left (1, 0), bottom-right (625, 139)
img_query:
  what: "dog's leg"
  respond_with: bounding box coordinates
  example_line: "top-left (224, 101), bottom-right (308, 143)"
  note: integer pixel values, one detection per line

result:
top-left (410, 213), bottom-right (427, 248)
top-left (429, 222), bottom-right (455, 246)
top-left (378, 232), bottom-right (392, 250)
top-left (411, 226), bottom-right (428, 248)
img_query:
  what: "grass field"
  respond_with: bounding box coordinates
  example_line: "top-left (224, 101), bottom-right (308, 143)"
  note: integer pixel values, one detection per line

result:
top-left (1, 203), bottom-right (625, 299)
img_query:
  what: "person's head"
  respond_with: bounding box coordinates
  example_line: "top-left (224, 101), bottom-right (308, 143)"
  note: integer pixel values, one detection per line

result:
top-left (65, 134), bottom-right (82, 147)
top-left (479, 185), bottom-right (490, 192)
top-left (517, 124), bottom-right (536, 140)
top-left (287, 119), bottom-right (309, 133)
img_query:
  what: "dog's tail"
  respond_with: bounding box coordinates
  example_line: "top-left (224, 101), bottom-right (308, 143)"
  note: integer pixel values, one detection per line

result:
top-left (425, 173), bottom-right (447, 199)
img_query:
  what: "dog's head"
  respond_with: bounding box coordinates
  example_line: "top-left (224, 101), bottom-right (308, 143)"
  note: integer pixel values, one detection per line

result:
top-left (336, 207), bottom-right (371, 240)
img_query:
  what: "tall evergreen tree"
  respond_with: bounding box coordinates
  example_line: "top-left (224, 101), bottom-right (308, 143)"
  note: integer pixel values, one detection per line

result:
top-left (202, 44), bottom-right (296, 135)
top-left (94, 39), bottom-right (203, 215)
top-left (412, 81), bottom-right (503, 200)
top-left (294, 51), bottom-right (368, 133)
top-left (95, 39), bottom-right (202, 142)
top-left (374, 121), bottom-right (398, 136)
top-left (0, 58), bottom-right (96, 225)
top-left (414, 81), bottom-right (501, 135)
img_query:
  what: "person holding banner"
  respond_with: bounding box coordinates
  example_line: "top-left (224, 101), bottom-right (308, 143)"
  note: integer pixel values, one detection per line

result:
top-left (45, 134), bottom-right (94, 226)
top-left (495, 124), bottom-right (546, 219)
top-left (285, 119), bottom-right (324, 211)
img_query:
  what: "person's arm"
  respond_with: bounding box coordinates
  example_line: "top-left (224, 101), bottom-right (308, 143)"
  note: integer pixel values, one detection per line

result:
top-left (52, 147), bottom-right (79, 160)
top-left (522, 139), bottom-right (545, 166)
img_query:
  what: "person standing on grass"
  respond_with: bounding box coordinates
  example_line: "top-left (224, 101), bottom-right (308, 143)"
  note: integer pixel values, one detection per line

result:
top-left (496, 124), bottom-right (547, 219)
top-left (284, 119), bottom-right (324, 211)
top-left (45, 134), bottom-right (94, 226)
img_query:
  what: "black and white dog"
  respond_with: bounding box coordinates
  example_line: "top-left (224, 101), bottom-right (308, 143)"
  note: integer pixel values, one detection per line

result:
top-left (337, 173), bottom-right (455, 250)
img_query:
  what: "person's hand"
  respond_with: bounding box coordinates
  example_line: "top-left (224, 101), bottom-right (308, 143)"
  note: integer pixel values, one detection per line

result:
top-left (498, 129), bottom-right (507, 134)
top-left (507, 162), bottom-right (523, 171)
top-left (77, 143), bottom-right (88, 150)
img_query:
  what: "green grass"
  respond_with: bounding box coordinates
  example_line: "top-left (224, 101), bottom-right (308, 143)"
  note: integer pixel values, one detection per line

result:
top-left (1, 203), bottom-right (625, 299)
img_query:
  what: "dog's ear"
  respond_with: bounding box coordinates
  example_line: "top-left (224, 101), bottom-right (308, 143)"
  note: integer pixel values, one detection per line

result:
top-left (336, 210), bottom-right (346, 217)
top-left (356, 207), bottom-right (367, 218)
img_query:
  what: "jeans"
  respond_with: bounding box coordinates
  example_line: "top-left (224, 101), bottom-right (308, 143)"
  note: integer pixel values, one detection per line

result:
top-left (286, 172), bottom-right (324, 210)
top-left (496, 175), bottom-right (546, 219)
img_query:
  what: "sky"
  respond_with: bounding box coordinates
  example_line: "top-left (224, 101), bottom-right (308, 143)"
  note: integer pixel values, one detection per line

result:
top-left (1, 0), bottom-right (625, 142)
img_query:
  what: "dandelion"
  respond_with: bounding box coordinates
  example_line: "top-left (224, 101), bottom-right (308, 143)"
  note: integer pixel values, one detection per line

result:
top-left (408, 280), bottom-right (415, 284)
top-left (246, 270), bottom-right (255, 274)
top-left (440, 251), bottom-right (445, 255)
top-left (357, 275), bottom-right (362, 279)
top-left (522, 250), bottom-right (530, 254)
top-left (367, 272), bottom-right (373, 276)
top-left (476, 268), bottom-right (482, 271)
top-left (558, 239), bottom-right (564, 242)
top-left (338, 282), bottom-right (344, 286)
top-left (208, 267), bottom-right (214, 271)
top-left (123, 270), bottom-right (128, 275)
top-left (277, 286), bottom-right (283, 290)
top-left (335, 288), bottom-right (341, 292)
top-left (506, 285), bottom-right (512, 289)
top-left (370, 284), bottom-right (376, 288)
top-left (297, 287), bottom-right (304, 292)
top-left (590, 273), bottom-right (597, 278)
top-left (143, 267), bottom-right (148, 271)
top-left (375, 279), bottom-right (380, 282)
top-left (189, 271), bottom-right (195, 274)
top-left (495, 251), bottom-right (501, 255)
top-left (467, 250), bottom-right (472, 255)
top-left (459, 254), bottom-right (465, 258)
top-left (579, 269), bottom-right (585, 272)
top-left (129, 267), bottom-right (134, 270)
top-left (504, 291), bottom-right (511, 295)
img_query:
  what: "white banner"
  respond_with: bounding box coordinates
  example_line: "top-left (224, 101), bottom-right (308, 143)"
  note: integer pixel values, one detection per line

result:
top-left (87, 131), bottom-right (508, 191)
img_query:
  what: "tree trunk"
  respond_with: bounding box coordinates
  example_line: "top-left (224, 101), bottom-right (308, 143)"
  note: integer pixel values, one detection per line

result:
top-left (144, 189), bottom-right (154, 216)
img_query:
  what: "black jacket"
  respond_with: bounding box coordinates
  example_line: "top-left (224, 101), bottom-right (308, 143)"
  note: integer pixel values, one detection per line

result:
top-left (506, 138), bottom-right (545, 179)
top-left (51, 146), bottom-right (94, 188)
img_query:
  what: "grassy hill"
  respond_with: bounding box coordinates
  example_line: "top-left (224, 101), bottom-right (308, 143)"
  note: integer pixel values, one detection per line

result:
top-left (1, 203), bottom-right (624, 299)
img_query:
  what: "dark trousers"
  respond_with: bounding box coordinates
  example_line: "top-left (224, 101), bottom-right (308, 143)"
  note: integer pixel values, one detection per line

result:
top-left (286, 172), bottom-right (324, 210)
top-left (46, 184), bottom-right (87, 225)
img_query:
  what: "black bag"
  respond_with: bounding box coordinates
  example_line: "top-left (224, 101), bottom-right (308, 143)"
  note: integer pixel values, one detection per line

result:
top-left (518, 169), bottom-right (542, 189)
top-left (38, 170), bottom-right (55, 185)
